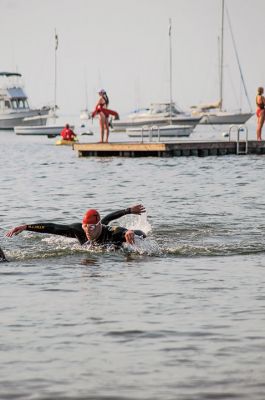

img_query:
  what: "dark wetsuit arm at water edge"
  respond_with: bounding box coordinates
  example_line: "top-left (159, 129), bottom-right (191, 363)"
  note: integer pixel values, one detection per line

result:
top-left (96, 225), bottom-right (128, 247)
top-left (101, 208), bottom-right (131, 225)
top-left (0, 246), bottom-right (8, 262)
top-left (26, 223), bottom-right (87, 244)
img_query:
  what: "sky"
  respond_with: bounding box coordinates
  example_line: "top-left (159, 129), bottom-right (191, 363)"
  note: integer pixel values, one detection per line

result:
top-left (1, 0), bottom-right (265, 118)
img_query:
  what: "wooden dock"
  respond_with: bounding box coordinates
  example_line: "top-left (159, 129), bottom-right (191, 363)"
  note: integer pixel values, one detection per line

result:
top-left (73, 140), bottom-right (265, 158)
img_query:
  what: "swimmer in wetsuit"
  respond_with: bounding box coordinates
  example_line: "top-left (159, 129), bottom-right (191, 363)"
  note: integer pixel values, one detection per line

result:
top-left (6, 204), bottom-right (146, 247)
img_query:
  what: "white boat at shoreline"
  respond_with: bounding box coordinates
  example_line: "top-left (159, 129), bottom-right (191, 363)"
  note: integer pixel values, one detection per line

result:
top-left (126, 124), bottom-right (193, 138)
top-left (14, 124), bottom-right (72, 137)
top-left (191, 0), bottom-right (253, 125)
top-left (0, 72), bottom-right (50, 130)
top-left (14, 32), bottom-right (77, 139)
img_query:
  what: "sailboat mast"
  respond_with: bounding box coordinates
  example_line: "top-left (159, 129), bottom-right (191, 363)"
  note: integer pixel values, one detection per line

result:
top-left (54, 29), bottom-right (58, 113)
top-left (169, 18), bottom-right (173, 122)
top-left (219, 0), bottom-right (224, 111)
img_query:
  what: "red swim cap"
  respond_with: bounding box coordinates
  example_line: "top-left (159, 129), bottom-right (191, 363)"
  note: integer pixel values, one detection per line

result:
top-left (82, 209), bottom-right (100, 224)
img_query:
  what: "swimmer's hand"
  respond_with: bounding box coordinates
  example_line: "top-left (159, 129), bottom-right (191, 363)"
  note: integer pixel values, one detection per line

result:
top-left (6, 225), bottom-right (27, 237)
top-left (130, 204), bottom-right (146, 215)
top-left (125, 229), bottom-right (135, 245)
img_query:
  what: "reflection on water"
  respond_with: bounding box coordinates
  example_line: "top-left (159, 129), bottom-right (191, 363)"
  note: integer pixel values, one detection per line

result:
top-left (80, 257), bottom-right (99, 266)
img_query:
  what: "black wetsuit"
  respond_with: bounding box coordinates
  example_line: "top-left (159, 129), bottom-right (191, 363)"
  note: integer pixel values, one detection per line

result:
top-left (0, 246), bottom-right (8, 262)
top-left (25, 208), bottom-right (146, 246)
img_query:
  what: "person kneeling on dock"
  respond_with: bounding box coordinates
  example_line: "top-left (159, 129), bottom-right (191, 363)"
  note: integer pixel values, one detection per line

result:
top-left (6, 204), bottom-right (146, 248)
top-left (60, 124), bottom-right (76, 141)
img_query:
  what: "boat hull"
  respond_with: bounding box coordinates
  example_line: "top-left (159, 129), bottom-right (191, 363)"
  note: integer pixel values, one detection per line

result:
top-left (14, 125), bottom-right (72, 137)
top-left (0, 109), bottom-right (49, 130)
top-left (200, 112), bottom-right (253, 125)
top-left (113, 116), bottom-right (201, 132)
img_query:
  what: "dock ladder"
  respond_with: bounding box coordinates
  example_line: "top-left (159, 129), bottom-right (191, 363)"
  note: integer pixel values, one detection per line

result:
top-left (140, 125), bottom-right (161, 143)
top-left (228, 125), bottom-right (248, 155)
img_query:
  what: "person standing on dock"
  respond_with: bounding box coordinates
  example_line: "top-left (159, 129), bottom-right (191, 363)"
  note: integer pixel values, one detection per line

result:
top-left (60, 124), bottom-right (77, 141)
top-left (91, 89), bottom-right (119, 143)
top-left (256, 87), bottom-right (265, 141)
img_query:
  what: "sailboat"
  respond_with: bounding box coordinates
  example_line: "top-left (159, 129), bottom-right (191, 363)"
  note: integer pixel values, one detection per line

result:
top-left (15, 30), bottom-right (74, 137)
top-left (114, 20), bottom-right (200, 135)
top-left (191, 0), bottom-right (253, 125)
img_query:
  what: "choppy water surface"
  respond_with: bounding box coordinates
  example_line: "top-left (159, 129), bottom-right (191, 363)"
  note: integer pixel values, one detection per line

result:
top-left (1, 124), bottom-right (265, 400)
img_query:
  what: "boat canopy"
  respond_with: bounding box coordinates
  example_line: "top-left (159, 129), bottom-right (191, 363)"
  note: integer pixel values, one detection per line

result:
top-left (0, 72), bottom-right (22, 77)
top-left (150, 102), bottom-right (181, 115)
top-left (190, 100), bottom-right (221, 112)
top-left (6, 87), bottom-right (27, 99)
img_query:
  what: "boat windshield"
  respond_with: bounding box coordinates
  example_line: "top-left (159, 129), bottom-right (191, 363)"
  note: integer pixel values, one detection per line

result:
top-left (150, 103), bottom-right (180, 115)
top-left (11, 98), bottom-right (29, 109)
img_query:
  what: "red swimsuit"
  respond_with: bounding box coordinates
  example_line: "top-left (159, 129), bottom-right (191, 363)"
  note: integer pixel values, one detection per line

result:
top-left (92, 99), bottom-right (119, 119)
top-left (256, 95), bottom-right (265, 117)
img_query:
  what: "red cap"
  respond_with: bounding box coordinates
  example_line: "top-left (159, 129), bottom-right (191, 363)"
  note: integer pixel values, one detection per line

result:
top-left (82, 209), bottom-right (100, 224)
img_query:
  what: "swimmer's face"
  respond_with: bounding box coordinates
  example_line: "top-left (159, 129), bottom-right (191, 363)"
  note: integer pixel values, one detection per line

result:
top-left (82, 220), bottom-right (102, 240)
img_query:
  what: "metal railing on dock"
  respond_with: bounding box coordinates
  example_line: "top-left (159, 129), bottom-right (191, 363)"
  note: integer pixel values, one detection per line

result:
top-left (228, 125), bottom-right (248, 155)
top-left (140, 125), bottom-right (161, 143)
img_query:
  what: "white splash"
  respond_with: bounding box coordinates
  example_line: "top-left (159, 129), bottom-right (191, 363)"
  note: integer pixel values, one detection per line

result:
top-left (110, 212), bottom-right (152, 234)
top-left (123, 235), bottom-right (162, 256)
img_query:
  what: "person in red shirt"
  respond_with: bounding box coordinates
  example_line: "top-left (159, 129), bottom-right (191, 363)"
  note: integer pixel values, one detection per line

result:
top-left (60, 124), bottom-right (76, 141)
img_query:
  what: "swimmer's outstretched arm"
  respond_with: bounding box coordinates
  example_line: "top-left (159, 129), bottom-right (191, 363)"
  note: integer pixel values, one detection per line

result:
top-left (130, 204), bottom-right (146, 215)
top-left (102, 204), bottom-right (146, 225)
top-left (6, 223), bottom-right (79, 240)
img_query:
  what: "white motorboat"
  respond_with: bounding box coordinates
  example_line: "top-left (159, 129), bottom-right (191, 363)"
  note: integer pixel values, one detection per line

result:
top-left (191, 0), bottom-right (253, 125)
top-left (112, 19), bottom-right (201, 132)
top-left (0, 72), bottom-right (50, 130)
top-left (126, 124), bottom-right (194, 138)
top-left (112, 102), bottom-right (201, 131)
top-left (14, 32), bottom-right (77, 139)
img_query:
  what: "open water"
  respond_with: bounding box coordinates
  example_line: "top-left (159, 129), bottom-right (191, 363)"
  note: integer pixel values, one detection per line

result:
top-left (1, 120), bottom-right (265, 400)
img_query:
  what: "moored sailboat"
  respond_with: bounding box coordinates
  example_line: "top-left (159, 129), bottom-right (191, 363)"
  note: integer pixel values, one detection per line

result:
top-left (191, 0), bottom-right (253, 125)
top-left (113, 19), bottom-right (200, 135)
